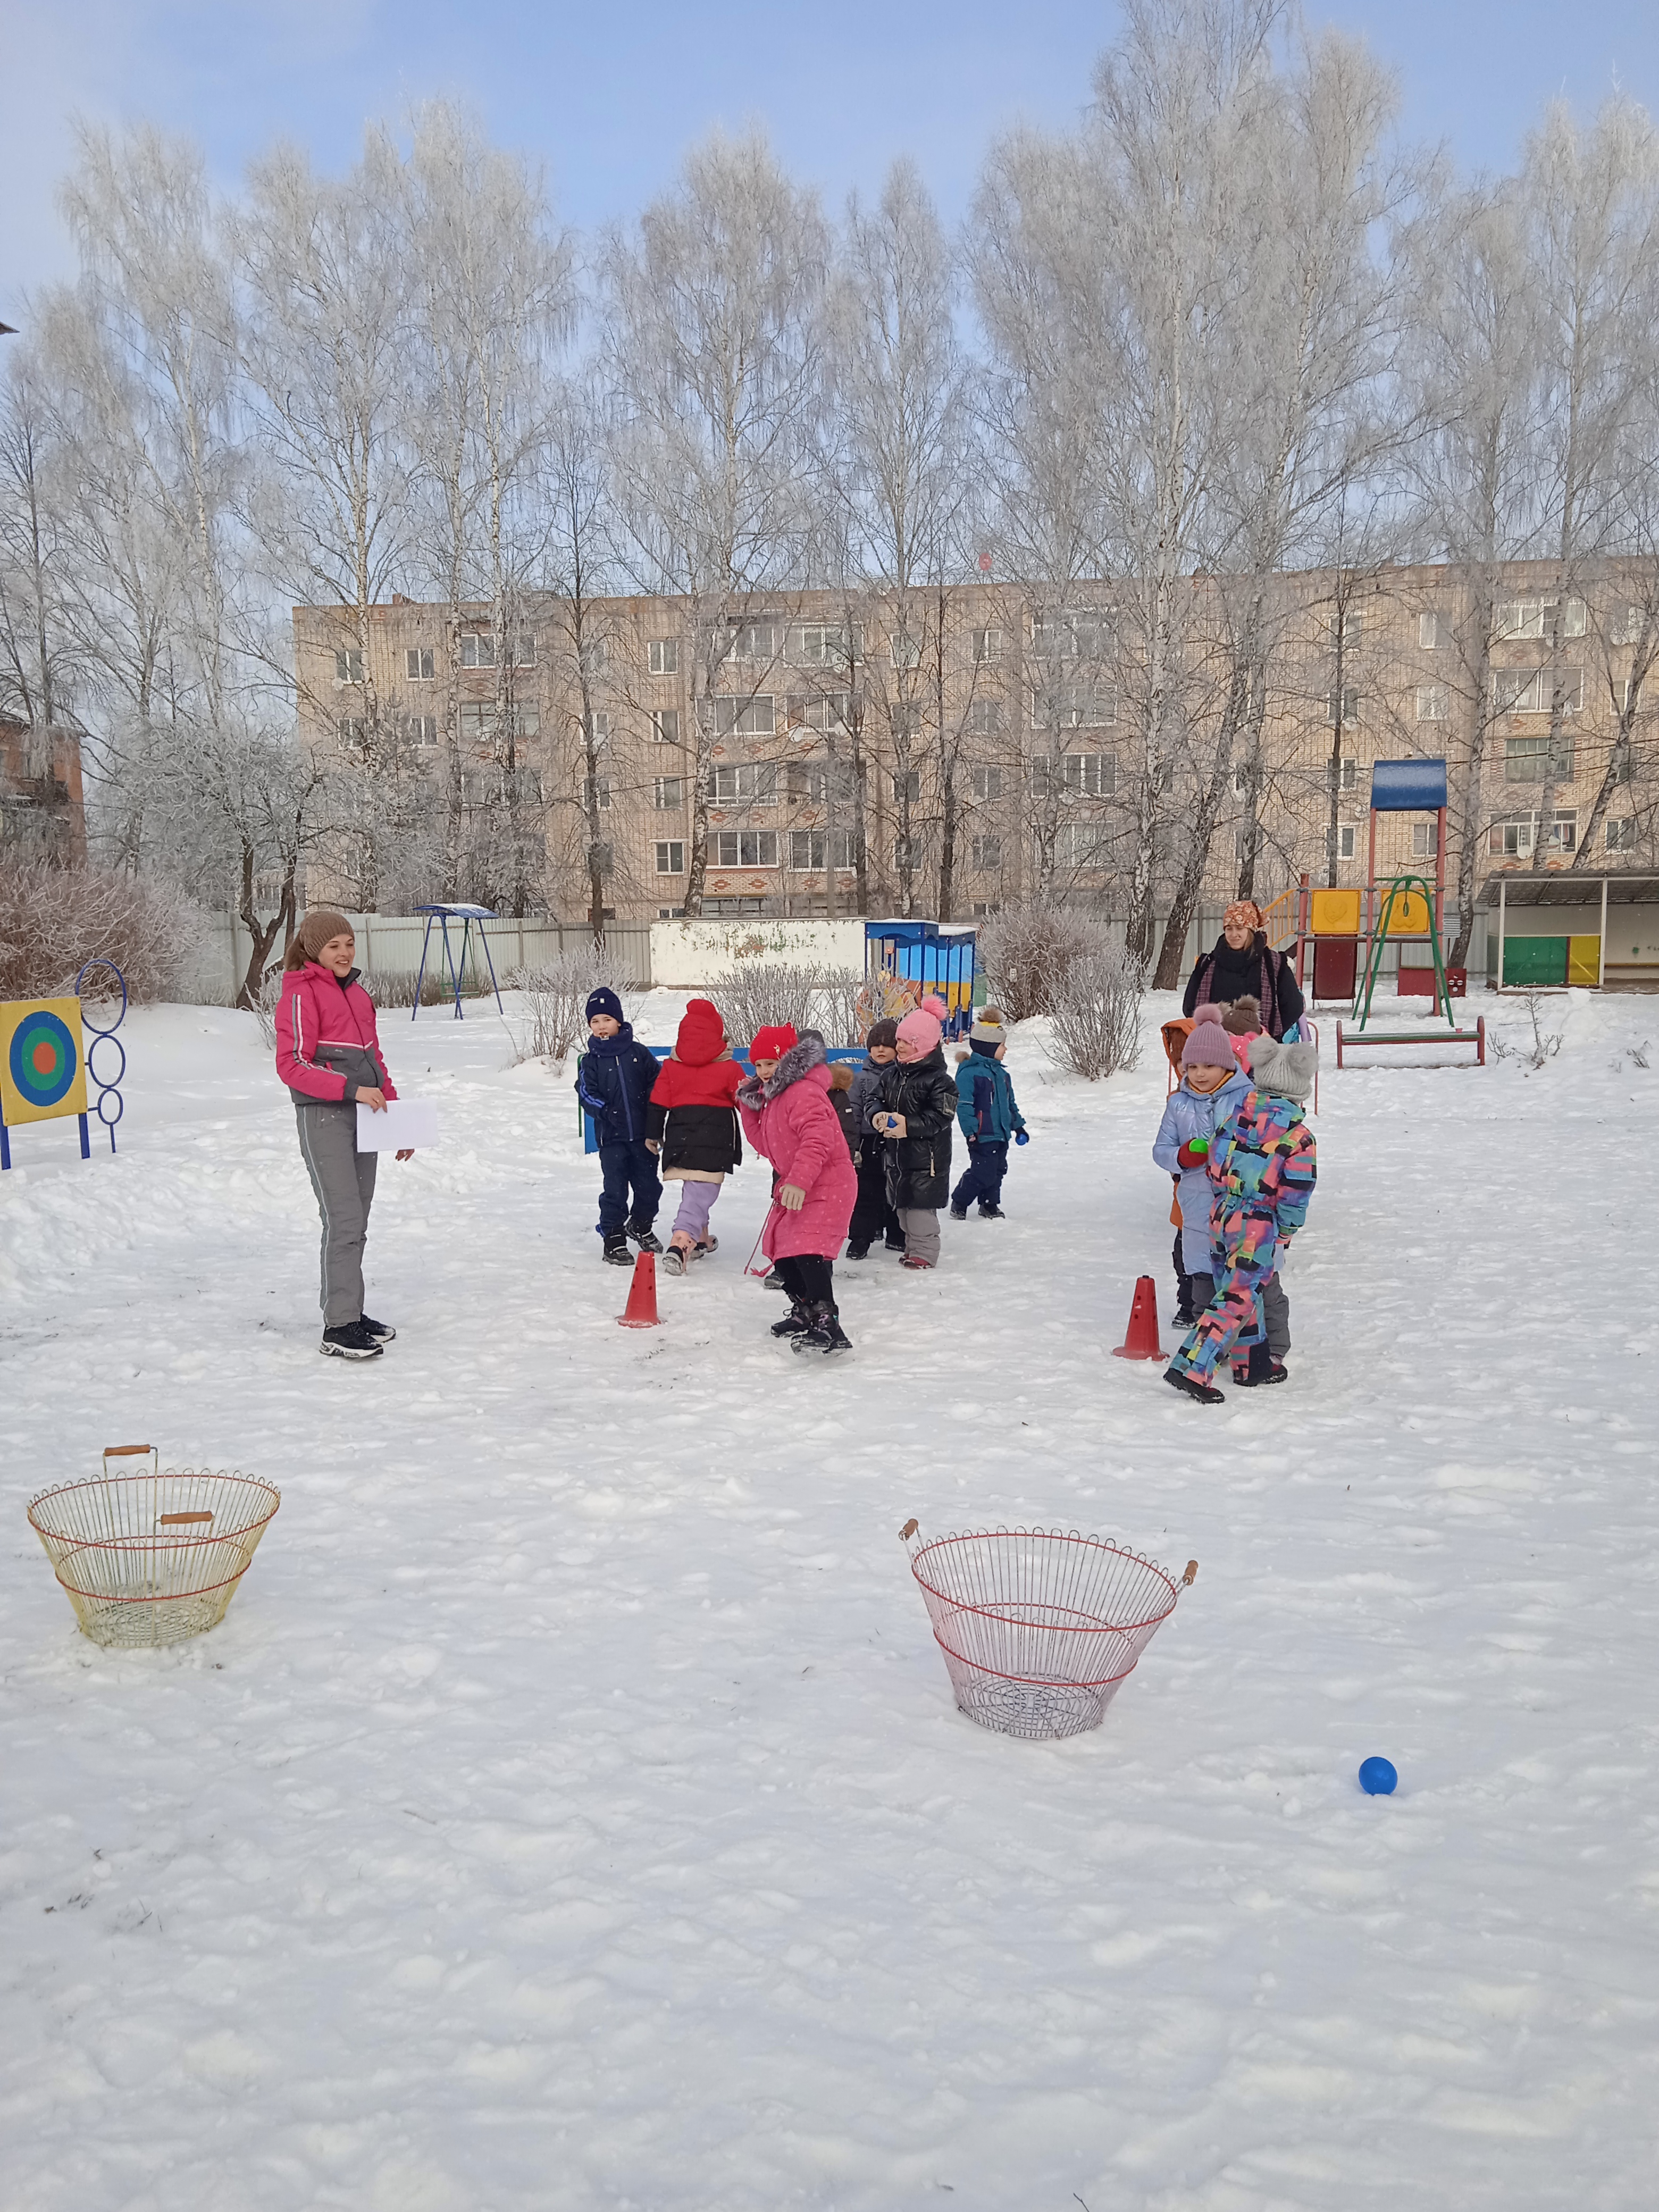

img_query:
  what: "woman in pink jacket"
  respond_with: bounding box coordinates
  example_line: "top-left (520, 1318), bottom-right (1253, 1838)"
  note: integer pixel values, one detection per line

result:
top-left (737, 1026), bottom-right (858, 1357)
top-left (274, 910), bottom-right (411, 1362)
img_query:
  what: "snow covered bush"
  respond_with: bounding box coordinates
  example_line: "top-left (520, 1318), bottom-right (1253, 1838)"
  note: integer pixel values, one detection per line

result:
top-left (0, 858), bottom-right (200, 1003)
top-left (506, 944), bottom-right (630, 1061)
top-left (976, 906), bottom-right (1118, 1022)
top-left (715, 960), bottom-right (864, 1048)
top-left (1048, 950), bottom-right (1145, 1081)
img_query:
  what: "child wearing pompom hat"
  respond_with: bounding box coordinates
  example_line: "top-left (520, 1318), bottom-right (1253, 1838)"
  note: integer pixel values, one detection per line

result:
top-left (1152, 1007), bottom-right (1251, 1329)
top-left (846, 1018), bottom-right (904, 1258)
top-left (949, 1007), bottom-right (1027, 1221)
top-left (871, 996), bottom-right (958, 1268)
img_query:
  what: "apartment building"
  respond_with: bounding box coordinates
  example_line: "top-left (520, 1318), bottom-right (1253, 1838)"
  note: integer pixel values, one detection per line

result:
top-left (291, 560), bottom-right (1654, 924)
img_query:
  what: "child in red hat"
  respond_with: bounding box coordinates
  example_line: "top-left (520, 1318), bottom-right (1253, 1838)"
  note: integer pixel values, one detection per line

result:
top-left (646, 998), bottom-right (744, 1273)
top-left (739, 1028), bottom-right (858, 1354)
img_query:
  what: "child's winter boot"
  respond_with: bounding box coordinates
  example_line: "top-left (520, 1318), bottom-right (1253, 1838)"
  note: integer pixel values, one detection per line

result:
top-left (1163, 1365), bottom-right (1225, 1405)
top-left (792, 1301), bottom-right (852, 1356)
top-left (601, 1229), bottom-right (632, 1267)
top-left (1231, 1342), bottom-right (1287, 1387)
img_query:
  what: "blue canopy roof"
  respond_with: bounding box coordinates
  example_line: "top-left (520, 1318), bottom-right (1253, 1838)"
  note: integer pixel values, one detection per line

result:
top-left (1370, 759), bottom-right (1447, 813)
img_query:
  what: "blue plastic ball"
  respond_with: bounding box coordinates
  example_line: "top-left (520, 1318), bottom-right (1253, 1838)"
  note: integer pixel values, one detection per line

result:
top-left (1359, 1756), bottom-right (1398, 1796)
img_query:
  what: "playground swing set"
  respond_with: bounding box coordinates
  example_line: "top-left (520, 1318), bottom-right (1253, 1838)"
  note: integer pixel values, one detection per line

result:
top-left (1266, 758), bottom-right (1486, 1071)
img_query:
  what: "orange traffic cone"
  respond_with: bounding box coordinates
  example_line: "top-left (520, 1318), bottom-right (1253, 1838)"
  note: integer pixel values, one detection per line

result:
top-left (1111, 1274), bottom-right (1167, 1361)
top-left (617, 1251), bottom-right (661, 1329)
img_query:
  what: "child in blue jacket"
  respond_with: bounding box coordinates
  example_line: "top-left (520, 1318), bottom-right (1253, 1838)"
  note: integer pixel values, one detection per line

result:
top-left (1152, 1009), bottom-right (1251, 1321)
top-left (573, 988), bottom-right (663, 1266)
top-left (949, 1008), bottom-right (1027, 1221)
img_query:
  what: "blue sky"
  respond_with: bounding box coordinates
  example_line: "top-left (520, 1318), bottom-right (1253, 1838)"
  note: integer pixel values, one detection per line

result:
top-left (5, 0), bottom-right (1658, 328)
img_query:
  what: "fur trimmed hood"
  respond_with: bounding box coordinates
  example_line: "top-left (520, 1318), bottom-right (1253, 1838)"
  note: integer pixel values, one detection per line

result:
top-left (738, 1029), bottom-right (828, 1103)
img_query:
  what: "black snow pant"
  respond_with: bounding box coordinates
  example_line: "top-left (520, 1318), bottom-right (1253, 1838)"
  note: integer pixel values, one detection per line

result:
top-left (848, 1147), bottom-right (902, 1251)
top-left (952, 1139), bottom-right (1008, 1212)
top-left (774, 1253), bottom-right (836, 1308)
top-left (597, 1140), bottom-right (661, 1237)
top-left (296, 1100), bottom-right (378, 1328)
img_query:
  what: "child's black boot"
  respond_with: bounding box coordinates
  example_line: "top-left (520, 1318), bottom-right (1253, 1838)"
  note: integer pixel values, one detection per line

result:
top-left (792, 1301), bottom-right (852, 1356)
top-left (601, 1229), bottom-right (632, 1267)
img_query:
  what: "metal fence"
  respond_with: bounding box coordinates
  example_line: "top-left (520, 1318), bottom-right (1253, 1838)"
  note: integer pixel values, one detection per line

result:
top-left (200, 912), bottom-right (655, 1007)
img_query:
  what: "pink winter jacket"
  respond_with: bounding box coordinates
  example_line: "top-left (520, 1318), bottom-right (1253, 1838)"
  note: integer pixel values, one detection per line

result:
top-left (275, 963), bottom-right (397, 1106)
top-left (737, 1037), bottom-right (858, 1262)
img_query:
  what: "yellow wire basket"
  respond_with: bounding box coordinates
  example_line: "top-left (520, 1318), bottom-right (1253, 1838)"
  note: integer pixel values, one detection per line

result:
top-left (28, 1446), bottom-right (281, 1649)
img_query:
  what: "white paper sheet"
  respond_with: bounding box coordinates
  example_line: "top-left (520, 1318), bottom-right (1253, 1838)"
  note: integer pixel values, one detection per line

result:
top-left (355, 1097), bottom-right (440, 1152)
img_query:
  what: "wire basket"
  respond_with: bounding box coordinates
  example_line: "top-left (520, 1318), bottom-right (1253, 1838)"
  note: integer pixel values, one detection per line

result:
top-left (902, 1520), bottom-right (1196, 1740)
top-left (28, 1446), bottom-right (281, 1649)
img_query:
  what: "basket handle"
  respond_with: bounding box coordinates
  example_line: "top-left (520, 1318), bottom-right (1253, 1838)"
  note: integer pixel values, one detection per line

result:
top-left (158, 1511), bottom-right (214, 1527)
top-left (899, 1518), bottom-right (919, 1543)
top-left (1181, 1560), bottom-right (1199, 1587)
top-left (104, 1444), bottom-right (155, 1457)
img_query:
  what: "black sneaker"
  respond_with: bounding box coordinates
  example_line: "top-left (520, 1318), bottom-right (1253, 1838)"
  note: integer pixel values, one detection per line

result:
top-left (1232, 1344), bottom-right (1288, 1387)
top-left (359, 1314), bottom-right (397, 1343)
top-left (845, 1241), bottom-right (871, 1261)
top-left (321, 1321), bottom-right (383, 1361)
top-left (977, 1203), bottom-right (1005, 1220)
top-left (948, 1205), bottom-right (969, 1222)
top-left (792, 1302), bottom-right (852, 1356)
top-left (627, 1221), bottom-right (663, 1254)
top-left (1163, 1366), bottom-right (1224, 1405)
top-left (601, 1231), bottom-right (632, 1267)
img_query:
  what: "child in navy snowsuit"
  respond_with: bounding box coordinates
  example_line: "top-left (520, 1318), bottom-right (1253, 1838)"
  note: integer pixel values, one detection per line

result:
top-left (950, 1008), bottom-right (1027, 1219)
top-left (573, 988), bottom-right (663, 1266)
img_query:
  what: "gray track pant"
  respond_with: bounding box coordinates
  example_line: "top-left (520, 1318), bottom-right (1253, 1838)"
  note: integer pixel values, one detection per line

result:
top-left (1188, 1269), bottom-right (1289, 1359)
top-left (296, 1102), bottom-right (377, 1327)
top-left (898, 1207), bottom-right (940, 1266)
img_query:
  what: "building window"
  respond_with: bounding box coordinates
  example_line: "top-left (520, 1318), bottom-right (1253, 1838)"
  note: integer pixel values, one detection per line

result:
top-left (405, 647), bottom-right (434, 681)
top-left (583, 710), bottom-right (610, 750)
top-left (583, 776), bottom-right (611, 812)
top-left (1059, 820), bottom-right (1108, 868)
top-left (893, 834), bottom-right (919, 870)
top-left (1623, 679), bottom-right (1642, 717)
top-left (889, 631), bottom-right (920, 670)
top-left (730, 622), bottom-right (780, 663)
top-left (648, 638), bottom-right (679, 676)
top-left (1327, 686), bottom-right (1359, 726)
top-left (1495, 596), bottom-right (1586, 641)
top-left (790, 828), bottom-right (861, 869)
top-left (1493, 667), bottom-right (1582, 716)
top-left (510, 703), bottom-right (540, 738)
top-left (1505, 732), bottom-right (1574, 783)
top-left (789, 624), bottom-right (846, 666)
top-left (1330, 610), bottom-right (1363, 644)
top-left (651, 708), bottom-right (680, 746)
top-left (973, 901), bottom-right (999, 918)
top-left (1487, 811), bottom-right (1577, 856)
top-left (1334, 825), bottom-right (1356, 859)
top-left (403, 714), bottom-right (438, 747)
top-left (791, 690), bottom-right (851, 735)
top-left (1606, 816), bottom-right (1637, 850)
top-left (971, 766), bottom-right (1004, 802)
top-left (653, 776), bottom-right (683, 810)
top-left (459, 632), bottom-right (496, 668)
top-left (1610, 605), bottom-right (1646, 647)
top-left (965, 698), bottom-right (1004, 736)
top-left (514, 635), bottom-right (537, 668)
top-left (1233, 765), bottom-right (1251, 798)
top-left (1417, 683), bottom-right (1449, 722)
top-left (892, 770), bottom-right (920, 804)
top-left (1612, 744), bottom-right (1634, 784)
top-left (655, 840), bottom-right (685, 875)
top-left (714, 830), bottom-right (778, 867)
top-left (707, 763), bottom-right (777, 806)
top-left (785, 760), bottom-right (860, 804)
top-left (710, 694), bottom-right (776, 738)
top-left (458, 702), bottom-right (494, 742)
top-left (1062, 752), bottom-right (1115, 797)
top-left (1418, 611), bottom-right (1448, 650)
top-left (336, 715), bottom-right (366, 745)
top-left (591, 845), bottom-right (614, 877)
top-left (970, 834), bottom-right (1002, 870)
top-left (1323, 756), bottom-right (1358, 793)
top-left (973, 627), bottom-right (1003, 664)
top-left (1412, 822), bottom-right (1438, 857)
top-left (334, 648), bottom-right (364, 684)
top-left (1033, 610), bottom-right (1112, 659)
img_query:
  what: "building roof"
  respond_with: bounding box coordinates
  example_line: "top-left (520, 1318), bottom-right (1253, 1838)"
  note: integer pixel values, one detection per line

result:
top-left (1477, 870), bottom-right (1659, 910)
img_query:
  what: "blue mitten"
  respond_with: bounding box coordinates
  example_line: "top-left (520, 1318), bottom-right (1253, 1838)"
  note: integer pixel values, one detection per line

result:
top-left (1015, 1128), bottom-right (1030, 1146)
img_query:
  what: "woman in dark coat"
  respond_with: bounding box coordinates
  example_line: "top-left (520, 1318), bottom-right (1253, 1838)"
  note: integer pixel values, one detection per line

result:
top-left (1183, 899), bottom-right (1305, 1038)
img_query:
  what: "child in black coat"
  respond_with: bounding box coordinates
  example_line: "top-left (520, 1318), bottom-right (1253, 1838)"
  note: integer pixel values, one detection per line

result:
top-left (573, 988), bottom-right (663, 1265)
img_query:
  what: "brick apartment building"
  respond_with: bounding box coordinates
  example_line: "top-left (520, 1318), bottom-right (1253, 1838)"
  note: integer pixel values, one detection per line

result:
top-left (291, 562), bottom-right (1654, 926)
top-left (0, 719), bottom-right (87, 866)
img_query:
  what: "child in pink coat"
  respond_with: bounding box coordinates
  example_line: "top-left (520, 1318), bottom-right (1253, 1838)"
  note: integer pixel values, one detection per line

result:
top-left (736, 1026), bottom-right (858, 1356)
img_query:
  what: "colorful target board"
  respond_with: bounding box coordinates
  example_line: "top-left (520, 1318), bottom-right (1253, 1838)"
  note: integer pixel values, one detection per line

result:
top-left (0, 962), bottom-right (127, 1169)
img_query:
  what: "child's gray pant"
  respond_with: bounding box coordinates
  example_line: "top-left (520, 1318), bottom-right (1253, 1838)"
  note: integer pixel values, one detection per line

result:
top-left (295, 1102), bottom-right (377, 1326)
top-left (898, 1207), bottom-right (940, 1265)
top-left (1187, 1269), bottom-right (1289, 1359)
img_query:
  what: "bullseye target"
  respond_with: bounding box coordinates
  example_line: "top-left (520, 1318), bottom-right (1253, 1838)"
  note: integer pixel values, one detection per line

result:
top-left (0, 997), bottom-right (88, 1127)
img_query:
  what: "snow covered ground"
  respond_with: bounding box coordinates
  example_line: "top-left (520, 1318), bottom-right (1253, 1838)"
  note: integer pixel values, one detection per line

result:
top-left (1, 983), bottom-right (1656, 2212)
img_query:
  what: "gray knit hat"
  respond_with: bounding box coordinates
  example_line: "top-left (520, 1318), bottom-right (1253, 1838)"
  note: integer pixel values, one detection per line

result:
top-left (1248, 1033), bottom-right (1317, 1102)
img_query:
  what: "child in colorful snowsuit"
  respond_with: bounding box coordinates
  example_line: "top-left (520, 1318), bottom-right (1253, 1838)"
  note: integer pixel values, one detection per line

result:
top-left (274, 909), bottom-right (412, 1362)
top-left (574, 987), bottom-right (664, 1267)
top-left (646, 998), bottom-right (743, 1275)
top-left (1152, 1009), bottom-right (1251, 1327)
top-left (949, 1007), bottom-right (1027, 1220)
top-left (846, 1019), bottom-right (904, 1258)
top-left (738, 1027), bottom-right (859, 1355)
top-left (1165, 1033), bottom-right (1318, 1405)
top-left (871, 995), bottom-right (958, 1269)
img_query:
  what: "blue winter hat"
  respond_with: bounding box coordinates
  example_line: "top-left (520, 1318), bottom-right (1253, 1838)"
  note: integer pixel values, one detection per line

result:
top-left (585, 987), bottom-right (624, 1024)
